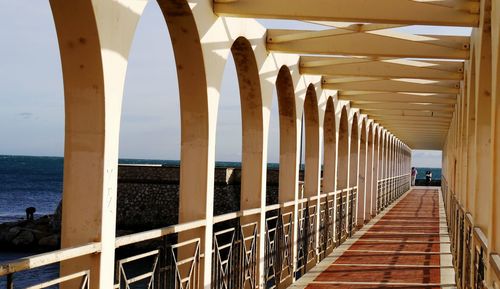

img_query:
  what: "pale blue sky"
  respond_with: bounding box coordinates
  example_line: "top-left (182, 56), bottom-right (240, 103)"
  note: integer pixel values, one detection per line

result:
top-left (0, 1), bottom-right (468, 167)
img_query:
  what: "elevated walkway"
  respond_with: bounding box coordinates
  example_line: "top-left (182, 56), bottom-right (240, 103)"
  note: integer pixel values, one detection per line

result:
top-left (292, 188), bottom-right (455, 289)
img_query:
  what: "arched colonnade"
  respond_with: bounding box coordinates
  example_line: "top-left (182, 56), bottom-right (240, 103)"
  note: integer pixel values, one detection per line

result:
top-left (19, 0), bottom-right (413, 288)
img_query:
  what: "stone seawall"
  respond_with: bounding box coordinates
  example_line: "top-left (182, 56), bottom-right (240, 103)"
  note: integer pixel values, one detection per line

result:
top-left (0, 165), bottom-right (281, 250)
top-left (116, 165), bottom-right (280, 230)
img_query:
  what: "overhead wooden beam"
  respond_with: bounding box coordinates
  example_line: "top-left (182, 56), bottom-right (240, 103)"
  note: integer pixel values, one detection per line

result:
top-left (390, 129), bottom-right (447, 134)
top-left (323, 79), bottom-right (461, 94)
top-left (338, 92), bottom-right (457, 104)
top-left (352, 102), bottom-right (454, 112)
top-left (267, 29), bottom-right (470, 60)
top-left (360, 109), bottom-right (453, 118)
top-left (214, 0), bottom-right (479, 27)
top-left (300, 56), bottom-right (464, 80)
top-left (379, 122), bottom-right (450, 130)
top-left (378, 122), bottom-right (450, 128)
top-left (366, 115), bottom-right (452, 122)
top-left (382, 125), bottom-right (449, 130)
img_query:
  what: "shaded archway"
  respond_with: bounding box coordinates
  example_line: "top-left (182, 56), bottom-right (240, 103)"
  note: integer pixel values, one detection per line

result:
top-left (366, 123), bottom-right (375, 219)
top-left (335, 106), bottom-right (349, 243)
top-left (373, 128), bottom-right (380, 214)
top-left (378, 131), bottom-right (386, 211)
top-left (303, 84), bottom-right (320, 198)
top-left (356, 119), bottom-right (367, 226)
top-left (323, 97), bottom-right (336, 193)
top-left (348, 113), bottom-right (359, 234)
top-left (275, 66), bottom-right (298, 204)
top-left (298, 84), bottom-right (320, 274)
top-left (229, 37), bottom-right (264, 212)
top-left (337, 107), bottom-right (349, 190)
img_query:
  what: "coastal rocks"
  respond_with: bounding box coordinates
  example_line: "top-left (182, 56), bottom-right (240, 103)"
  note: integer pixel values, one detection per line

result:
top-left (12, 230), bottom-right (34, 246)
top-left (38, 234), bottom-right (59, 247)
top-left (0, 216), bottom-right (60, 251)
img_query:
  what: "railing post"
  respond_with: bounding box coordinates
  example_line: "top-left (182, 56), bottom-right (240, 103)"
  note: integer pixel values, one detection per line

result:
top-left (6, 274), bottom-right (13, 289)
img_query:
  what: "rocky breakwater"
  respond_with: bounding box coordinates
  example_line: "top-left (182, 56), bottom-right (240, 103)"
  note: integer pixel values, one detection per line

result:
top-left (0, 215), bottom-right (60, 251)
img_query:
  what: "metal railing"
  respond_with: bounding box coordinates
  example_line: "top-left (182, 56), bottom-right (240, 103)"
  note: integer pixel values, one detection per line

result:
top-left (0, 177), bottom-right (410, 289)
top-left (442, 177), bottom-right (500, 289)
top-left (376, 174), bottom-right (410, 213)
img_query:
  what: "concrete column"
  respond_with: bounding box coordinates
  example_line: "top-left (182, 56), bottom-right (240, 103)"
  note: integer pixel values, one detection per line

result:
top-left (348, 114), bottom-right (359, 233)
top-left (50, 1), bottom-right (146, 288)
top-left (372, 128), bottom-right (380, 215)
top-left (322, 98), bottom-right (336, 194)
top-left (472, 19), bottom-right (493, 234)
top-left (357, 121), bottom-right (367, 226)
top-left (365, 125), bottom-right (374, 220)
top-left (488, 0), bottom-right (500, 285)
top-left (275, 65), bottom-right (300, 286)
top-left (303, 84), bottom-right (321, 270)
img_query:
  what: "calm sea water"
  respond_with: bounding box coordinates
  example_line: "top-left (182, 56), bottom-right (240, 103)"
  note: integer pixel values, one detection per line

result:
top-left (0, 155), bottom-right (441, 286)
top-left (414, 167), bottom-right (442, 180)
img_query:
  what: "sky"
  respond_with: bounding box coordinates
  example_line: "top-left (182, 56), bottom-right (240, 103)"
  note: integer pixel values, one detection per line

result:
top-left (0, 1), bottom-right (469, 166)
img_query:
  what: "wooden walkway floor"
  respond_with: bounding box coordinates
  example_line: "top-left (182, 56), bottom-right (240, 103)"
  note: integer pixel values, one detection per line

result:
top-left (292, 188), bottom-right (456, 289)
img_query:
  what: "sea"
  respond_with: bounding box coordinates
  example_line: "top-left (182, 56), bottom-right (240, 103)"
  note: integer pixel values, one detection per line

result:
top-left (0, 154), bottom-right (442, 286)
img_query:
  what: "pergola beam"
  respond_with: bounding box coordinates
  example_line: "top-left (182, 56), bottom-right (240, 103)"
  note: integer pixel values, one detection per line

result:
top-left (300, 56), bottom-right (464, 80)
top-left (360, 109), bottom-right (453, 118)
top-left (214, 0), bottom-right (479, 27)
top-left (268, 30), bottom-right (470, 60)
top-left (352, 102), bottom-right (454, 112)
top-left (365, 115), bottom-right (452, 123)
top-left (379, 123), bottom-right (450, 128)
top-left (338, 93), bottom-right (457, 105)
top-left (323, 79), bottom-right (460, 94)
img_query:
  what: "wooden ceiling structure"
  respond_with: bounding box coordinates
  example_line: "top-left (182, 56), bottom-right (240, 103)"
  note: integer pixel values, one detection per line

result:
top-left (214, 0), bottom-right (479, 149)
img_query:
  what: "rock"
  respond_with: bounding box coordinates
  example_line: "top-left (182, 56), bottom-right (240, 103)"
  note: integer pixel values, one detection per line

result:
top-left (36, 215), bottom-right (51, 225)
top-left (0, 228), bottom-right (19, 243)
top-left (38, 234), bottom-right (59, 247)
top-left (25, 221), bottom-right (37, 229)
top-left (11, 230), bottom-right (34, 246)
top-left (9, 226), bottom-right (22, 235)
top-left (32, 228), bottom-right (50, 241)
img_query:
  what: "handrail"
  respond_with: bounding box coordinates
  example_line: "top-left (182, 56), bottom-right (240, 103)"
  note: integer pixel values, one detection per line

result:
top-left (378, 173), bottom-right (410, 183)
top-left (473, 227), bottom-right (489, 250)
top-left (490, 253), bottom-right (500, 279)
top-left (115, 219), bottom-right (206, 248)
top-left (0, 184), bottom-right (353, 278)
top-left (0, 242), bottom-right (101, 276)
top-left (465, 212), bottom-right (474, 226)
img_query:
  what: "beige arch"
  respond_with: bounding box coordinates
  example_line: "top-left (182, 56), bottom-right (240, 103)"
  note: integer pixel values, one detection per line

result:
top-left (275, 65), bottom-right (298, 203)
top-left (227, 36), bottom-right (265, 213)
top-left (337, 106), bottom-right (349, 190)
top-left (303, 84), bottom-right (321, 198)
top-left (348, 113), bottom-right (359, 232)
top-left (380, 129), bottom-right (388, 209)
top-left (357, 118), bottom-right (367, 226)
top-left (50, 1), bottom-right (147, 287)
top-left (348, 112), bottom-right (360, 190)
top-left (323, 97), bottom-right (337, 193)
top-left (371, 124), bottom-right (380, 216)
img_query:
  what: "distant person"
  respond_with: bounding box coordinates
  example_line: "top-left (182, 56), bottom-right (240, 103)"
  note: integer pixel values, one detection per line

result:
top-left (425, 171), bottom-right (432, 186)
top-left (411, 167), bottom-right (418, 186)
top-left (26, 206), bottom-right (36, 221)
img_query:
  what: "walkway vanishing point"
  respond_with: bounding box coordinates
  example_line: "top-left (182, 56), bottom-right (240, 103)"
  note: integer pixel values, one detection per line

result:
top-left (0, 0), bottom-right (500, 288)
top-left (292, 188), bottom-right (454, 289)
